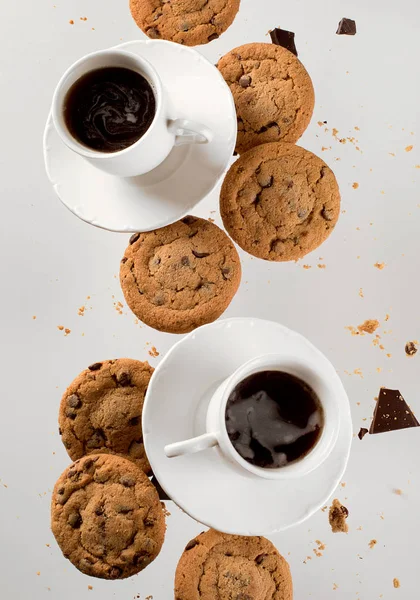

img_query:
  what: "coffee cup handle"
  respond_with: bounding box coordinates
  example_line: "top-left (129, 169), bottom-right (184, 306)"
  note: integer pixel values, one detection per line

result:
top-left (164, 432), bottom-right (218, 458)
top-left (168, 118), bottom-right (213, 146)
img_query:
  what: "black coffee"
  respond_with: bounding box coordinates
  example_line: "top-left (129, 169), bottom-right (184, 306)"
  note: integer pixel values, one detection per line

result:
top-left (64, 67), bottom-right (156, 153)
top-left (225, 371), bottom-right (323, 469)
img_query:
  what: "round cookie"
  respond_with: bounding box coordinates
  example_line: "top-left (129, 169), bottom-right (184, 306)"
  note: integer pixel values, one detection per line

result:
top-left (220, 142), bottom-right (340, 262)
top-left (174, 529), bottom-right (293, 599)
top-left (217, 43), bottom-right (315, 154)
top-left (120, 217), bottom-right (241, 334)
top-left (59, 359), bottom-right (153, 474)
top-left (51, 454), bottom-right (165, 579)
top-left (130, 0), bottom-right (240, 46)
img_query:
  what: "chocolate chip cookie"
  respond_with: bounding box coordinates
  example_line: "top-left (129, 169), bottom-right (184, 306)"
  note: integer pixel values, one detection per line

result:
top-left (59, 359), bottom-right (153, 474)
top-left (220, 142), bottom-right (340, 261)
top-left (51, 454), bottom-right (165, 579)
top-left (130, 0), bottom-right (240, 46)
top-left (174, 529), bottom-right (293, 599)
top-left (217, 43), bottom-right (315, 154)
top-left (120, 217), bottom-right (241, 334)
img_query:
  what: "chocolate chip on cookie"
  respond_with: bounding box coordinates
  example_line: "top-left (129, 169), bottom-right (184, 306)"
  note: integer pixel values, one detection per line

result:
top-left (220, 142), bottom-right (340, 261)
top-left (119, 217), bottom-right (241, 334)
top-left (174, 529), bottom-right (293, 599)
top-left (217, 43), bottom-right (314, 154)
top-left (59, 359), bottom-right (153, 474)
top-left (51, 455), bottom-right (165, 579)
top-left (130, 0), bottom-right (240, 46)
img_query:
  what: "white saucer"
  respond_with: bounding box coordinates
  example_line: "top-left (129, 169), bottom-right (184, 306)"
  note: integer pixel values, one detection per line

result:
top-left (143, 317), bottom-right (352, 536)
top-left (43, 40), bottom-right (236, 232)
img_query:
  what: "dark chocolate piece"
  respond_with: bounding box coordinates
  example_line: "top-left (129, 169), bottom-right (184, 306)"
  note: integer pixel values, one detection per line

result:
top-left (336, 18), bottom-right (357, 36)
top-left (370, 388), bottom-right (420, 434)
top-left (269, 28), bottom-right (298, 56)
top-left (405, 341), bottom-right (418, 356)
top-left (358, 427), bottom-right (369, 440)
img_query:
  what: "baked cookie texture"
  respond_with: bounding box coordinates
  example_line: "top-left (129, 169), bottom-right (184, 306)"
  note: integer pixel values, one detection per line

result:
top-left (220, 142), bottom-right (340, 261)
top-left (217, 43), bottom-right (315, 154)
top-left (130, 0), bottom-right (240, 46)
top-left (51, 454), bottom-right (165, 579)
top-left (120, 217), bottom-right (241, 334)
top-left (175, 529), bottom-right (293, 599)
top-left (59, 359), bottom-right (153, 474)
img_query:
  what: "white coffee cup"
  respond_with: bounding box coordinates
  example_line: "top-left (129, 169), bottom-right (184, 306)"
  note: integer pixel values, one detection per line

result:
top-left (51, 48), bottom-right (213, 177)
top-left (164, 353), bottom-right (340, 480)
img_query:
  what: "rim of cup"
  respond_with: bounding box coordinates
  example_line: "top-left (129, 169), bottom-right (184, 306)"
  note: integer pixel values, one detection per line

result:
top-left (51, 48), bottom-right (162, 160)
top-left (210, 353), bottom-right (340, 480)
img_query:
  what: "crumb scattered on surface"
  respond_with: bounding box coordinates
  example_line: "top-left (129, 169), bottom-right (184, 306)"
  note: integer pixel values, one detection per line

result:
top-left (313, 540), bottom-right (326, 557)
top-left (333, 583), bottom-right (338, 591)
top-left (329, 499), bottom-right (349, 533)
top-left (374, 262), bottom-right (386, 270)
top-left (359, 288), bottom-right (364, 298)
top-left (113, 300), bottom-right (124, 315)
top-left (369, 539), bottom-right (377, 549)
top-left (405, 145), bottom-right (413, 152)
top-left (37, 572), bottom-right (40, 576)
top-left (145, 596), bottom-right (153, 600)
top-left (148, 346), bottom-right (159, 358)
top-left (69, 19), bottom-right (74, 24)
top-left (88, 586), bottom-right (93, 591)
top-left (405, 341), bottom-right (418, 356)
top-left (64, 328), bottom-right (71, 336)
top-left (393, 578), bottom-right (400, 588)
top-left (358, 319), bottom-right (380, 334)
top-left (80, 16), bottom-right (88, 21)
top-left (161, 503), bottom-right (171, 517)
top-left (393, 488), bottom-right (403, 496)
top-left (57, 325), bottom-right (64, 331)
top-left (78, 306), bottom-right (85, 316)
top-left (303, 264), bottom-right (312, 269)
top-left (352, 182), bottom-right (359, 189)
top-left (354, 368), bottom-right (363, 378)
top-left (208, 217), bottom-right (215, 223)
top-left (32, 315), bottom-right (37, 320)
top-left (317, 264), bottom-right (326, 269)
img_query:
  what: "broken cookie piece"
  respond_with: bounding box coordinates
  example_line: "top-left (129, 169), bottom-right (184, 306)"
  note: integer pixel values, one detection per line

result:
top-left (329, 499), bottom-right (349, 533)
top-left (370, 388), bottom-right (420, 434)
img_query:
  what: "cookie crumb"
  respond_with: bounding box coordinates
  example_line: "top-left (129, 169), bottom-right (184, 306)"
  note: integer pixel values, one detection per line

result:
top-left (64, 328), bottom-right (71, 336)
top-left (333, 583), bottom-right (338, 591)
top-left (80, 16), bottom-right (88, 21)
top-left (88, 586), bottom-right (93, 591)
top-left (69, 19), bottom-right (74, 24)
top-left (161, 503), bottom-right (171, 517)
top-left (374, 262), bottom-right (386, 270)
top-left (37, 571), bottom-right (41, 576)
top-left (303, 264), bottom-right (312, 269)
top-left (393, 578), bottom-right (400, 588)
top-left (354, 368), bottom-right (363, 378)
top-left (358, 319), bottom-right (380, 334)
top-left (32, 315), bottom-right (37, 319)
top-left (78, 306), bottom-right (85, 316)
top-left (317, 264), bottom-right (326, 269)
top-left (369, 539), bottom-right (377, 549)
top-left (148, 346), bottom-right (159, 358)
top-left (405, 145), bottom-right (413, 152)
top-left (352, 182), bottom-right (359, 189)
top-left (405, 341), bottom-right (418, 356)
top-left (57, 325), bottom-right (64, 331)
top-left (393, 488), bottom-right (403, 495)
top-left (359, 288), bottom-right (364, 298)
top-left (329, 499), bottom-right (349, 533)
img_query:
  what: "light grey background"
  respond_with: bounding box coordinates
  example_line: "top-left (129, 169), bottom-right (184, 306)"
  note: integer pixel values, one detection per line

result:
top-left (1, 0), bottom-right (419, 597)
